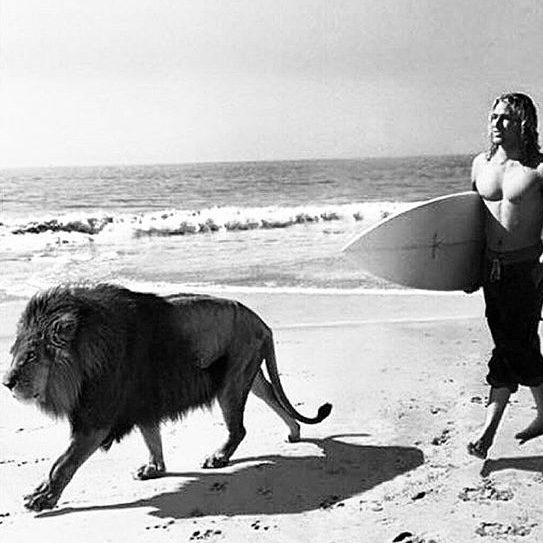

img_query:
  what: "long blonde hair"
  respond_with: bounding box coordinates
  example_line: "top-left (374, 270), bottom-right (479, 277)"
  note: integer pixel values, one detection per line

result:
top-left (487, 93), bottom-right (540, 166)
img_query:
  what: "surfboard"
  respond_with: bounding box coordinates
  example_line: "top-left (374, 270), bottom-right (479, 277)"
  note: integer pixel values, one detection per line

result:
top-left (342, 191), bottom-right (485, 291)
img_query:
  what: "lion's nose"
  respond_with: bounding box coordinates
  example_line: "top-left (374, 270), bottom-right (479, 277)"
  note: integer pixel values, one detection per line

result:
top-left (2, 372), bottom-right (17, 390)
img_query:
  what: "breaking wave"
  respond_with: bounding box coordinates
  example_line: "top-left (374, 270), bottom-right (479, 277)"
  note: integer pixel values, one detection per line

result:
top-left (2, 200), bottom-right (412, 242)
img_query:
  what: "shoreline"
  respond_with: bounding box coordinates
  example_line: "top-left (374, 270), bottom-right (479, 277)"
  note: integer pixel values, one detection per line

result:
top-left (0, 287), bottom-right (484, 345)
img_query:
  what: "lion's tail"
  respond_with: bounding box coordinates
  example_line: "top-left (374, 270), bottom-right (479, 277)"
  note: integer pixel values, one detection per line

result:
top-left (262, 333), bottom-right (332, 424)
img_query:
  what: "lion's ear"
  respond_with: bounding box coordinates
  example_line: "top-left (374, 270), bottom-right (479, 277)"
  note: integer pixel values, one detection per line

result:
top-left (51, 313), bottom-right (79, 344)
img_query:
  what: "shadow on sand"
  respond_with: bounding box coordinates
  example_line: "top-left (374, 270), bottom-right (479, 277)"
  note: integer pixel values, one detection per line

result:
top-left (38, 435), bottom-right (424, 519)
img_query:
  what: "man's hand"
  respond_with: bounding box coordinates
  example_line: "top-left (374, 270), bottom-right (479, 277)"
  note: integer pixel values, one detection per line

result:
top-left (463, 281), bottom-right (481, 294)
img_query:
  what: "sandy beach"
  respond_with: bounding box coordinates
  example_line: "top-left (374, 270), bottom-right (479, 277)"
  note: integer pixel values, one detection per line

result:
top-left (2, 289), bottom-right (543, 542)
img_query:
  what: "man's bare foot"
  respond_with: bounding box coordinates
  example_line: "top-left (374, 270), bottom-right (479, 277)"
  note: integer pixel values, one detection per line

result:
top-left (515, 418), bottom-right (543, 445)
top-left (467, 440), bottom-right (490, 459)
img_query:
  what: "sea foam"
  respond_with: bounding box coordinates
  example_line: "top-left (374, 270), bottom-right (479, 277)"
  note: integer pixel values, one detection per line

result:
top-left (1, 201), bottom-right (414, 251)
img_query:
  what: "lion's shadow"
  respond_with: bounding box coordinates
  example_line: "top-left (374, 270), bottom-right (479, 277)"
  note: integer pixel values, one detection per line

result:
top-left (39, 435), bottom-right (424, 519)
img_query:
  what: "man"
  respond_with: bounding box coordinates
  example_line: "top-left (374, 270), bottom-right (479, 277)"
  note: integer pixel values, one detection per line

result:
top-left (468, 92), bottom-right (543, 459)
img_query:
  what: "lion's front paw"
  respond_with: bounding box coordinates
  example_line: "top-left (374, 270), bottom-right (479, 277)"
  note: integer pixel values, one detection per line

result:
top-left (202, 454), bottom-right (229, 469)
top-left (134, 462), bottom-right (166, 480)
top-left (24, 482), bottom-right (60, 511)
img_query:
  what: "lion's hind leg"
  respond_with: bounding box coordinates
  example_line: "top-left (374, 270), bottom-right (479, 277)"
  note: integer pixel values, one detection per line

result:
top-left (134, 423), bottom-right (166, 480)
top-left (202, 351), bottom-right (262, 469)
top-left (202, 387), bottom-right (248, 469)
top-left (251, 369), bottom-right (300, 442)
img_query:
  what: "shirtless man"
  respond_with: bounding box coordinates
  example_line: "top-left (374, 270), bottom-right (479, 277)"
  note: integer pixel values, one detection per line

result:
top-left (468, 92), bottom-right (543, 459)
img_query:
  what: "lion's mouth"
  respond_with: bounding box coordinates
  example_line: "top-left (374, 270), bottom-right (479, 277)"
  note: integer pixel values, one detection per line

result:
top-left (11, 389), bottom-right (41, 403)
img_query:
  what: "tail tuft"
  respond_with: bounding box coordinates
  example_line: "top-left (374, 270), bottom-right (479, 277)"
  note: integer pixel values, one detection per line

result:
top-left (316, 403), bottom-right (333, 422)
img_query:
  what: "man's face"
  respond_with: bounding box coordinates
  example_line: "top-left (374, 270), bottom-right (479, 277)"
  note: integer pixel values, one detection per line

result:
top-left (489, 101), bottom-right (521, 148)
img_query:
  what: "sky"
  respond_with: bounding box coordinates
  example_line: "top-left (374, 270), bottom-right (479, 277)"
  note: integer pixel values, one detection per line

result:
top-left (1, 0), bottom-right (543, 168)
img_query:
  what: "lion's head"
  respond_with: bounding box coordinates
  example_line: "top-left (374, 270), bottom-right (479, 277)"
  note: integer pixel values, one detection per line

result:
top-left (3, 288), bottom-right (85, 416)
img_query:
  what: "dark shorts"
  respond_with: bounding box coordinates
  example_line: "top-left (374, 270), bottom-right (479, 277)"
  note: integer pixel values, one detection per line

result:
top-left (483, 245), bottom-right (543, 392)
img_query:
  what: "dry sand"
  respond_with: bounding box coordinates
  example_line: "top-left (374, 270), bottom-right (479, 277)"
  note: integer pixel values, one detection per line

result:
top-left (2, 290), bottom-right (543, 542)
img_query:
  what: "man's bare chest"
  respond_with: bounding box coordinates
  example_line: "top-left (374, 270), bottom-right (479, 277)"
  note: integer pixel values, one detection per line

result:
top-left (477, 165), bottom-right (539, 203)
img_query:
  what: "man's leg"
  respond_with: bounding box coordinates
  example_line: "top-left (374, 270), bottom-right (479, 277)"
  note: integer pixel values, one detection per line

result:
top-left (468, 386), bottom-right (511, 459)
top-left (515, 384), bottom-right (543, 444)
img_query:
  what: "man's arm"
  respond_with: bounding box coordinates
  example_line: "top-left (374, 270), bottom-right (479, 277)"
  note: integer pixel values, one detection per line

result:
top-left (536, 157), bottom-right (543, 182)
top-left (471, 153), bottom-right (486, 192)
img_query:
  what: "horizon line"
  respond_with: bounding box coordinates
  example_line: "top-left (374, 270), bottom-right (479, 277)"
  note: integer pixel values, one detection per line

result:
top-left (0, 152), bottom-right (475, 172)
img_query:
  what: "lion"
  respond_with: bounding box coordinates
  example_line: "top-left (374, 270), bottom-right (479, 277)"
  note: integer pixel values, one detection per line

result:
top-left (2, 284), bottom-right (331, 512)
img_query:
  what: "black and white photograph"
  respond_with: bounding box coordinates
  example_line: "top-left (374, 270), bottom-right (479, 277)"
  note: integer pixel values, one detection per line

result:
top-left (2, 1), bottom-right (543, 541)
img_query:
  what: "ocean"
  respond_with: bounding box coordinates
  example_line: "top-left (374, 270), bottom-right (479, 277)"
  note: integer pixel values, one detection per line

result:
top-left (0, 155), bottom-right (473, 302)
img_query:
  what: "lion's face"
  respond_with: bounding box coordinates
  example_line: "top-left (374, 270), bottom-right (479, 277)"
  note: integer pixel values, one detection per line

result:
top-left (4, 337), bottom-right (52, 404)
top-left (3, 312), bottom-right (80, 414)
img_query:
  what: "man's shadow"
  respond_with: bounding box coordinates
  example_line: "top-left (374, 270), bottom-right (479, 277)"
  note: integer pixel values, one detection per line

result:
top-left (39, 435), bottom-right (424, 519)
top-left (481, 455), bottom-right (543, 477)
